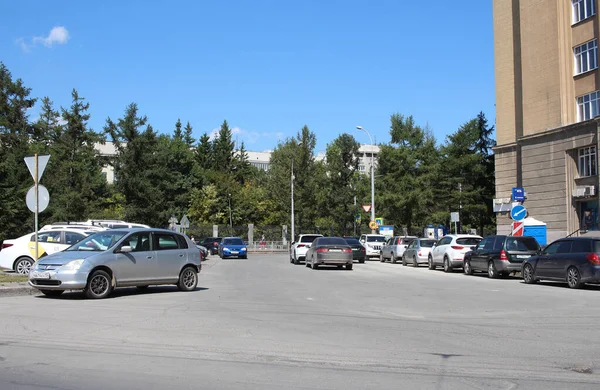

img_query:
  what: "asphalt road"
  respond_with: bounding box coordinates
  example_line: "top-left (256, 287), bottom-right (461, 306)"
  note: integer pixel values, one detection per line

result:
top-left (0, 253), bottom-right (600, 389)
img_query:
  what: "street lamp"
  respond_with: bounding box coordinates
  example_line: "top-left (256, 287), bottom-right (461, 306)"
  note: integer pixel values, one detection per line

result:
top-left (291, 142), bottom-right (302, 244)
top-left (227, 193), bottom-right (233, 235)
top-left (356, 126), bottom-right (376, 233)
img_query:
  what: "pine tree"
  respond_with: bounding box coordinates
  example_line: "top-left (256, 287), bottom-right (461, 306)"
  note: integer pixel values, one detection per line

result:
top-left (184, 121), bottom-right (195, 147)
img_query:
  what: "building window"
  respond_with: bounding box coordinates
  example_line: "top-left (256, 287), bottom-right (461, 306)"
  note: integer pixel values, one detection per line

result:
top-left (577, 91), bottom-right (600, 120)
top-left (574, 40), bottom-right (598, 74)
top-left (573, 0), bottom-right (596, 24)
top-left (578, 146), bottom-right (597, 177)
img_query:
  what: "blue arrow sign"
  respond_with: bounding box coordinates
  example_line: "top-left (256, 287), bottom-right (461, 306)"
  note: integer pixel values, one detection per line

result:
top-left (510, 204), bottom-right (527, 222)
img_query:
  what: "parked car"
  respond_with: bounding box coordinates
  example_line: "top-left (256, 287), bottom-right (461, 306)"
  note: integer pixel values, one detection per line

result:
top-left (343, 237), bottom-right (366, 263)
top-left (380, 236), bottom-right (417, 263)
top-left (290, 234), bottom-right (323, 264)
top-left (218, 237), bottom-right (248, 259)
top-left (401, 238), bottom-right (437, 267)
top-left (196, 245), bottom-right (208, 260)
top-left (359, 234), bottom-right (386, 260)
top-left (0, 229), bottom-right (91, 275)
top-left (464, 235), bottom-right (540, 278)
top-left (429, 234), bottom-right (483, 272)
top-left (521, 237), bottom-right (600, 289)
top-left (305, 237), bottom-right (353, 270)
top-left (199, 237), bottom-right (222, 255)
top-left (28, 228), bottom-right (202, 299)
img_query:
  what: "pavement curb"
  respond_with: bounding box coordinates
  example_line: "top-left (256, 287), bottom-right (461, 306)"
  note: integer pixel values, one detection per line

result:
top-left (0, 283), bottom-right (37, 297)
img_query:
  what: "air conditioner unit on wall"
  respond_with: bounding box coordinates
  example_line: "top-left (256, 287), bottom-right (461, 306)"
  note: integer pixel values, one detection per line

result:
top-left (585, 185), bottom-right (596, 197)
top-left (573, 185), bottom-right (596, 198)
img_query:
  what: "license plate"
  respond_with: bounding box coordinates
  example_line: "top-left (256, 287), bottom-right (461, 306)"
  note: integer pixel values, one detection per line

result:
top-left (516, 255), bottom-right (530, 259)
top-left (352, 248), bottom-right (360, 251)
top-left (31, 271), bottom-right (51, 279)
top-left (329, 249), bottom-right (341, 252)
top-left (231, 251), bottom-right (239, 254)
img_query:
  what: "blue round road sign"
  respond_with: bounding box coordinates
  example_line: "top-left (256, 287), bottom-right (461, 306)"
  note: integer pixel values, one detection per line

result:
top-left (510, 204), bottom-right (527, 221)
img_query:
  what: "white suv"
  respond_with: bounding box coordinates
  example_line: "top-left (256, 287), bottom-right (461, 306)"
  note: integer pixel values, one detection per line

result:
top-left (359, 234), bottom-right (386, 259)
top-left (428, 234), bottom-right (482, 272)
top-left (290, 234), bottom-right (323, 264)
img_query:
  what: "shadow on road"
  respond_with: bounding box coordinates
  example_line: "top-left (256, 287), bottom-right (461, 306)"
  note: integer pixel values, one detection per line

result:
top-left (34, 286), bottom-right (209, 300)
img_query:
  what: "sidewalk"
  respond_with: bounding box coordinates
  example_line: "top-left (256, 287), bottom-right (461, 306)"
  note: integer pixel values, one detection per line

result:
top-left (0, 272), bottom-right (36, 297)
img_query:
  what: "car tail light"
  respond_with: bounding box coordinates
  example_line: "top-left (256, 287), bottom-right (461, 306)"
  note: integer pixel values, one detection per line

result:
top-left (213, 242), bottom-right (218, 247)
top-left (199, 249), bottom-right (204, 261)
top-left (586, 253), bottom-right (600, 265)
top-left (1, 243), bottom-right (13, 250)
top-left (418, 250), bottom-right (422, 256)
top-left (297, 244), bottom-right (305, 248)
top-left (343, 248), bottom-right (352, 253)
top-left (500, 250), bottom-right (508, 261)
top-left (451, 246), bottom-right (464, 250)
top-left (361, 247), bottom-right (365, 252)
top-left (316, 248), bottom-right (328, 253)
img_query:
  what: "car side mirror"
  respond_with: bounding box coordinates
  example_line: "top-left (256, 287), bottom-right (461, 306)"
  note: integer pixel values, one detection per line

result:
top-left (119, 245), bottom-right (133, 253)
top-left (291, 241), bottom-right (296, 245)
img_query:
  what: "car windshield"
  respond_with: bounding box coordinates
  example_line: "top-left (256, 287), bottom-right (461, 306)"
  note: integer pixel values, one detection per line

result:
top-left (345, 238), bottom-right (360, 245)
top-left (319, 237), bottom-right (348, 246)
top-left (456, 237), bottom-right (482, 246)
top-left (505, 237), bottom-right (539, 251)
top-left (300, 235), bottom-right (321, 243)
top-left (367, 236), bottom-right (385, 242)
top-left (420, 240), bottom-right (436, 247)
top-left (224, 238), bottom-right (244, 245)
top-left (66, 231), bottom-right (127, 252)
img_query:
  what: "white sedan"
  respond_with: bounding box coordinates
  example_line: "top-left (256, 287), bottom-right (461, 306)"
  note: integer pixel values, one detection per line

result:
top-left (0, 229), bottom-right (90, 274)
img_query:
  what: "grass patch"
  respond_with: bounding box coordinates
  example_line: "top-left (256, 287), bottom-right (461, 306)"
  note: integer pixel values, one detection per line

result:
top-left (0, 273), bottom-right (28, 283)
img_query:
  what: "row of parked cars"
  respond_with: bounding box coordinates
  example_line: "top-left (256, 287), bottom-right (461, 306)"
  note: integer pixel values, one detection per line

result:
top-left (290, 232), bottom-right (600, 289)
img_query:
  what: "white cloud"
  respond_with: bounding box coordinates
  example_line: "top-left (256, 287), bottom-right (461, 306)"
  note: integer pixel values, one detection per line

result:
top-left (207, 126), bottom-right (284, 147)
top-left (17, 26), bottom-right (70, 52)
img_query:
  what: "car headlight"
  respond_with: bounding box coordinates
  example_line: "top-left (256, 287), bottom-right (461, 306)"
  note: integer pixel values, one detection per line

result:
top-left (223, 247), bottom-right (229, 251)
top-left (60, 259), bottom-right (85, 271)
top-left (241, 248), bottom-right (247, 251)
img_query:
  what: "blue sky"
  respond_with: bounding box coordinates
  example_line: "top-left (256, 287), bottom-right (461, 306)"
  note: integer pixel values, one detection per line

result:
top-left (1, 0), bottom-right (495, 153)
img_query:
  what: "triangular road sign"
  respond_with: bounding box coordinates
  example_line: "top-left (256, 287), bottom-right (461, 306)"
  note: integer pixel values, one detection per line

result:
top-left (24, 155), bottom-right (51, 183)
top-left (362, 204), bottom-right (372, 213)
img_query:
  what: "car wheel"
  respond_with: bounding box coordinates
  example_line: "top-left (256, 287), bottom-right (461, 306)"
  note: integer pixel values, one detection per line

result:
top-left (567, 266), bottom-right (583, 289)
top-left (391, 253), bottom-right (397, 264)
top-left (379, 253), bottom-right (385, 262)
top-left (15, 257), bottom-right (34, 275)
top-left (428, 255), bottom-right (435, 270)
top-left (523, 264), bottom-right (537, 284)
top-left (40, 290), bottom-right (64, 297)
top-left (346, 263), bottom-right (353, 270)
top-left (293, 252), bottom-right (299, 265)
top-left (413, 256), bottom-right (418, 267)
top-left (464, 260), bottom-right (473, 275)
top-left (487, 261), bottom-right (498, 279)
top-left (177, 266), bottom-right (198, 291)
top-left (359, 258), bottom-right (365, 264)
top-left (443, 256), bottom-right (452, 273)
top-left (84, 270), bottom-right (113, 299)
top-left (402, 255), bottom-right (407, 266)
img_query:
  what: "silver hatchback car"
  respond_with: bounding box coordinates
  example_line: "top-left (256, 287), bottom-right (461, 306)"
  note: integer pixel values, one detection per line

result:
top-left (28, 229), bottom-right (202, 299)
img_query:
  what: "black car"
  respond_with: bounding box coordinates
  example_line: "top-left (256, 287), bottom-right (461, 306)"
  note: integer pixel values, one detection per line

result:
top-left (344, 237), bottom-right (366, 263)
top-left (199, 237), bottom-right (222, 255)
top-left (464, 235), bottom-right (540, 278)
top-left (521, 237), bottom-right (600, 289)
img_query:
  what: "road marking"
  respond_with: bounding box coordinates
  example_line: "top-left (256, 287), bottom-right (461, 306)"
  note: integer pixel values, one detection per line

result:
top-left (306, 297), bottom-right (314, 301)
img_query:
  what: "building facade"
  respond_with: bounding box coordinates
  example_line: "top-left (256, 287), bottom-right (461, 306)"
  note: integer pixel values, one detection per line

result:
top-left (493, 0), bottom-right (600, 241)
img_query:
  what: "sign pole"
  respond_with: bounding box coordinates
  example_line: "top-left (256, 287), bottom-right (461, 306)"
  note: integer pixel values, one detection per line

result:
top-left (34, 154), bottom-right (39, 263)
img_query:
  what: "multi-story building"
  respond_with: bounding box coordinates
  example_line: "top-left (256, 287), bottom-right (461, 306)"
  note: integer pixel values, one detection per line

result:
top-left (493, 0), bottom-right (600, 241)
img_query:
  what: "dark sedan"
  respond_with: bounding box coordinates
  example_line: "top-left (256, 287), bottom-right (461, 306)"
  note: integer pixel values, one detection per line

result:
top-left (199, 237), bottom-right (222, 255)
top-left (305, 237), bottom-right (353, 270)
top-left (464, 235), bottom-right (540, 278)
top-left (521, 237), bottom-right (600, 289)
top-left (344, 237), bottom-right (366, 263)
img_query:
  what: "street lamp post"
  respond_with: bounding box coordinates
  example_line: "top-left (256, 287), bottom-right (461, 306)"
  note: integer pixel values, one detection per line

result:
top-left (291, 142), bottom-right (303, 244)
top-left (227, 193), bottom-right (233, 235)
top-left (356, 126), bottom-right (376, 234)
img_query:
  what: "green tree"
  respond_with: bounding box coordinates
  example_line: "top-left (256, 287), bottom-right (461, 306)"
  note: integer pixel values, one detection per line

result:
top-left (0, 62), bottom-right (36, 242)
top-left (184, 121), bottom-right (195, 147)
top-left (212, 120), bottom-right (234, 172)
top-left (104, 103), bottom-right (164, 227)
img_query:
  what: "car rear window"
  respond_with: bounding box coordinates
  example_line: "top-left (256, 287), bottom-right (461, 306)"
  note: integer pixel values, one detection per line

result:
top-left (367, 236), bottom-right (385, 242)
top-left (345, 238), bottom-right (360, 245)
top-left (400, 238), bottom-right (415, 245)
top-left (505, 237), bottom-right (539, 251)
top-left (571, 240), bottom-right (591, 253)
top-left (456, 238), bottom-right (481, 246)
top-left (319, 237), bottom-right (348, 246)
top-left (300, 235), bottom-right (321, 243)
top-left (224, 238), bottom-right (244, 245)
top-left (420, 240), bottom-right (436, 248)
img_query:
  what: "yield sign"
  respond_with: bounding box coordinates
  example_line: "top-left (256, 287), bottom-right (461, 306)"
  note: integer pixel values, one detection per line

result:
top-left (24, 155), bottom-right (51, 183)
top-left (362, 204), bottom-right (372, 213)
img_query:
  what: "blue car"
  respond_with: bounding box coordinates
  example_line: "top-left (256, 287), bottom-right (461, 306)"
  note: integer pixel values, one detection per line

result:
top-left (218, 237), bottom-right (248, 259)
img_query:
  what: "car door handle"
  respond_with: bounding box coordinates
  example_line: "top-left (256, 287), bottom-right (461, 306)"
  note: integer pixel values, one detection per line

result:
top-left (146, 256), bottom-right (153, 259)
top-left (178, 254), bottom-right (184, 257)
